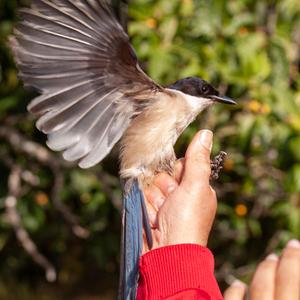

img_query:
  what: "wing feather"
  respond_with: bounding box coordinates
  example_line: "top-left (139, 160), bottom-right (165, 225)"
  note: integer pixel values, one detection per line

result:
top-left (19, 10), bottom-right (101, 43)
top-left (37, 85), bottom-right (114, 133)
top-left (14, 33), bottom-right (94, 56)
top-left (47, 94), bottom-right (116, 151)
top-left (62, 101), bottom-right (116, 161)
top-left (79, 113), bottom-right (131, 169)
top-left (28, 76), bottom-right (106, 112)
top-left (10, 0), bottom-right (162, 168)
top-left (18, 17), bottom-right (102, 47)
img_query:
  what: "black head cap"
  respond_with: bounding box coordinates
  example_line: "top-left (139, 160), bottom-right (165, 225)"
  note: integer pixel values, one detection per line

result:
top-left (168, 77), bottom-right (236, 105)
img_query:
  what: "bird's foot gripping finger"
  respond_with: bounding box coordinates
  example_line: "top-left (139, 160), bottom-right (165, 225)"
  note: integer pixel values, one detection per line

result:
top-left (210, 151), bottom-right (227, 181)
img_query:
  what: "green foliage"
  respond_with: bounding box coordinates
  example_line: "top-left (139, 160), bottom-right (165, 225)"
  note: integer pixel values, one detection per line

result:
top-left (0, 0), bottom-right (300, 298)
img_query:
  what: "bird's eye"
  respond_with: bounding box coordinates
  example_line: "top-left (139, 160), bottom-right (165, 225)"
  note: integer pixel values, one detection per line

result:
top-left (201, 85), bottom-right (209, 93)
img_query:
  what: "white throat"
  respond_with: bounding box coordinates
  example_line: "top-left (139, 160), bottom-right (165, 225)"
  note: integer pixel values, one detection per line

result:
top-left (166, 88), bottom-right (213, 114)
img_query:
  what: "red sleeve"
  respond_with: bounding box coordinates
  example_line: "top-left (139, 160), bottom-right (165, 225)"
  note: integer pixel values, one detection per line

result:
top-left (137, 244), bottom-right (223, 300)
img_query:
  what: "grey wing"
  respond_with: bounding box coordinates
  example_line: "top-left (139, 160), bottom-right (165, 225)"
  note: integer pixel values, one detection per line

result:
top-left (10, 0), bottom-right (162, 168)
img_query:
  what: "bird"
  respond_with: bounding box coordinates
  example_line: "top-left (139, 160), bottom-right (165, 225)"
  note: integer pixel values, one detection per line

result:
top-left (9, 0), bottom-right (236, 299)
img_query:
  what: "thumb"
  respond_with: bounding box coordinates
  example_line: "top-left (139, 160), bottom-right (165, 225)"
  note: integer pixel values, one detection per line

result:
top-left (181, 130), bottom-right (213, 191)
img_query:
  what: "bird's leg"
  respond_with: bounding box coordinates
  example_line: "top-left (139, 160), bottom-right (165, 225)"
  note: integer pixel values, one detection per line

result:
top-left (210, 151), bottom-right (227, 181)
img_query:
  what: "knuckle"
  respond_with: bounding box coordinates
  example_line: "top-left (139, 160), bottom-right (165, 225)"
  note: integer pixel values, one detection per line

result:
top-left (190, 152), bottom-right (210, 166)
top-left (181, 181), bottom-right (200, 198)
top-left (191, 159), bottom-right (211, 176)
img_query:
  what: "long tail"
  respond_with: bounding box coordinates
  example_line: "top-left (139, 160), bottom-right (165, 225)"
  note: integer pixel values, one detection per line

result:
top-left (119, 179), bottom-right (152, 300)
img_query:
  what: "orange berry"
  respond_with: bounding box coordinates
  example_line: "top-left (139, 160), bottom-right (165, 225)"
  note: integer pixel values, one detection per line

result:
top-left (35, 192), bottom-right (48, 206)
top-left (235, 204), bottom-right (248, 217)
top-left (145, 18), bottom-right (157, 29)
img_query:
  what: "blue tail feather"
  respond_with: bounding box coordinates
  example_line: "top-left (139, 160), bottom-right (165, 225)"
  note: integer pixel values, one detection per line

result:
top-left (119, 179), bottom-right (152, 300)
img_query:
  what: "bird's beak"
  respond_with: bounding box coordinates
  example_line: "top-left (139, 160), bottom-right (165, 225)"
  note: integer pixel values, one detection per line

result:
top-left (210, 95), bottom-right (237, 105)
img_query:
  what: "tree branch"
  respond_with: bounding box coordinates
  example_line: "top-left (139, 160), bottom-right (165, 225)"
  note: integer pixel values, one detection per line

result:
top-left (5, 166), bottom-right (57, 282)
top-left (0, 125), bottom-right (90, 238)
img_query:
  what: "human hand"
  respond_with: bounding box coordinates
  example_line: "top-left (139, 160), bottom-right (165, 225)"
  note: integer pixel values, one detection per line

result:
top-left (143, 129), bottom-right (217, 252)
top-left (224, 239), bottom-right (300, 300)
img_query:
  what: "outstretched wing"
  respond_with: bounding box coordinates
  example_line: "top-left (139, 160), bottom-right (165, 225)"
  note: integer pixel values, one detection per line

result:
top-left (10, 0), bottom-right (162, 168)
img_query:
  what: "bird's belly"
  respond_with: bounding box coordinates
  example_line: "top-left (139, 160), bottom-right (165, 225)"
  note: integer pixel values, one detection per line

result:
top-left (120, 129), bottom-right (177, 180)
top-left (119, 90), bottom-right (194, 181)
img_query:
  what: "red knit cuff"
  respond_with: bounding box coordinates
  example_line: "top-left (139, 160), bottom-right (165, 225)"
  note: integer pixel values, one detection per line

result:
top-left (137, 244), bottom-right (223, 300)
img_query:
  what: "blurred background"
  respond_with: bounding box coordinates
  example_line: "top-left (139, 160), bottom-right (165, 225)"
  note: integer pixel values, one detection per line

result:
top-left (1, 0), bottom-right (300, 299)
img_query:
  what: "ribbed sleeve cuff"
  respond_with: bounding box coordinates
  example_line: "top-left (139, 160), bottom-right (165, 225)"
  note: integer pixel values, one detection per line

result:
top-left (137, 244), bottom-right (223, 300)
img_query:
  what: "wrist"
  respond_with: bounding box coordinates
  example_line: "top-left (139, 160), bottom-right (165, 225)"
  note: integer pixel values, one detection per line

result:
top-left (158, 234), bottom-right (208, 248)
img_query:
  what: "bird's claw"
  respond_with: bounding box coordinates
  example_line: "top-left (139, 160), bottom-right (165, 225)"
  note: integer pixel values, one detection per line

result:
top-left (210, 151), bottom-right (227, 181)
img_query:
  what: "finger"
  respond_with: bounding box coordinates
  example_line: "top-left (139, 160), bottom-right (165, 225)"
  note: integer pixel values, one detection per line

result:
top-left (275, 239), bottom-right (300, 300)
top-left (142, 229), bottom-right (160, 254)
top-left (224, 280), bottom-right (247, 300)
top-left (144, 184), bottom-right (166, 210)
top-left (153, 173), bottom-right (178, 198)
top-left (143, 191), bottom-right (159, 228)
top-left (250, 254), bottom-right (278, 300)
top-left (142, 231), bottom-right (150, 254)
top-left (175, 158), bottom-right (185, 183)
top-left (181, 130), bottom-right (213, 194)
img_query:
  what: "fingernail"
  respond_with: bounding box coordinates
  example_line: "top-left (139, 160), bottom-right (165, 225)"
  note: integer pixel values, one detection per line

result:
top-left (148, 212), bottom-right (156, 223)
top-left (231, 279), bottom-right (246, 288)
top-left (266, 253), bottom-right (278, 261)
top-left (154, 197), bottom-right (165, 208)
top-left (199, 130), bottom-right (213, 151)
top-left (287, 239), bottom-right (300, 248)
top-left (167, 185), bottom-right (176, 194)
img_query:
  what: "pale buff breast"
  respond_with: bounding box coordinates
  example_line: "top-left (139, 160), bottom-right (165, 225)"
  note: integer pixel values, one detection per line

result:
top-left (119, 90), bottom-right (196, 179)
